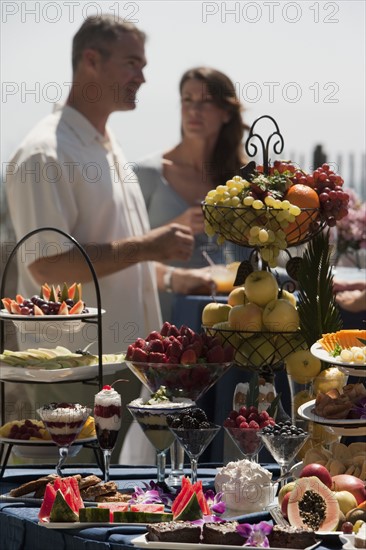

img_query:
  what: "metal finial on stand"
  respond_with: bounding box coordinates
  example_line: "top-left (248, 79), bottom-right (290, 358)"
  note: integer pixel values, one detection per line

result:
top-left (244, 115), bottom-right (284, 176)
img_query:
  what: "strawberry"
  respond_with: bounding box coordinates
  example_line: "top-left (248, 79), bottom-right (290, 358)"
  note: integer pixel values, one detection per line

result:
top-left (180, 349), bottom-right (197, 365)
top-left (146, 331), bottom-right (163, 342)
top-left (134, 338), bottom-right (146, 349)
top-left (148, 352), bottom-right (165, 363)
top-left (160, 321), bottom-right (171, 336)
top-left (131, 348), bottom-right (148, 362)
top-left (126, 344), bottom-right (135, 359)
top-left (147, 339), bottom-right (164, 353)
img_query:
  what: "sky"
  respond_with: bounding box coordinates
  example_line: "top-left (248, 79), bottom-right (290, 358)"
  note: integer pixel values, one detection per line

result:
top-left (1, 1), bottom-right (365, 190)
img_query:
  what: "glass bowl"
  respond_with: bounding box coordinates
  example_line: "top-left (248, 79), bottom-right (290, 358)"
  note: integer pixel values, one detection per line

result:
top-left (124, 361), bottom-right (233, 401)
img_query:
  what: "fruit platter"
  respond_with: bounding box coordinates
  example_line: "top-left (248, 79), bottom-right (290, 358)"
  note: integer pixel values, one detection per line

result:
top-left (310, 329), bottom-right (366, 377)
top-left (0, 282), bottom-right (104, 333)
top-left (0, 346), bottom-right (125, 382)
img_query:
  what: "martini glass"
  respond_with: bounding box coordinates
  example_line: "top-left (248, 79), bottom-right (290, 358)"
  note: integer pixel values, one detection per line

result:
top-left (169, 424), bottom-right (221, 483)
top-left (259, 427), bottom-right (309, 488)
top-left (37, 403), bottom-right (91, 476)
top-left (224, 426), bottom-right (263, 462)
top-left (127, 400), bottom-right (194, 484)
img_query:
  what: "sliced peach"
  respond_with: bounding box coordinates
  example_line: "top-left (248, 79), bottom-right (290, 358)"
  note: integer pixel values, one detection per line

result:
top-left (41, 284), bottom-right (51, 301)
top-left (77, 283), bottom-right (82, 301)
top-left (15, 294), bottom-right (25, 304)
top-left (10, 301), bottom-right (21, 314)
top-left (67, 282), bottom-right (77, 300)
top-left (2, 298), bottom-right (13, 312)
top-left (69, 300), bottom-right (84, 314)
top-left (58, 301), bottom-right (69, 315)
top-left (34, 304), bottom-right (44, 316)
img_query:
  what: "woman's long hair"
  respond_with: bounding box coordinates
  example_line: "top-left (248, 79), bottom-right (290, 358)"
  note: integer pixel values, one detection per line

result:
top-left (179, 67), bottom-right (249, 185)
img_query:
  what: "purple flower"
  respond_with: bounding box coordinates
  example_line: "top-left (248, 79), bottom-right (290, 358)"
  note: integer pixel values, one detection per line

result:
top-left (350, 396), bottom-right (366, 420)
top-left (130, 481), bottom-right (173, 506)
top-left (191, 515), bottom-right (225, 526)
top-left (236, 521), bottom-right (273, 547)
top-left (204, 489), bottom-right (226, 515)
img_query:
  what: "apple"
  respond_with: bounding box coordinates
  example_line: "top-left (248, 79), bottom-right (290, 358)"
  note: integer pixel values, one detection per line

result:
top-left (244, 271), bottom-right (279, 307)
top-left (235, 334), bottom-right (276, 368)
top-left (209, 321), bottom-right (243, 349)
top-left (281, 491), bottom-right (291, 519)
top-left (280, 289), bottom-right (297, 308)
top-left (332, 475), bottom-right (366, 505)
top-left (285, 349), bottom-right (322, 384)
top-left (299, 463), bottom-right (332, 488)
top-left (274, 332), bottom-right (307, 362)
top-left (202, 302), bottom-right (231, 327)
top-left (228, 286), bottom-right (248, 307)
top-left (262, 298), bottom-right (299, 332)
top-left (313, 367), bottom-right (348, 395)
top-left (228, 302), bottom-right (263, 335)
top-left (335, 491), bottom-right (358, 515)
top-left (278, 481), bottom-right (296, 506)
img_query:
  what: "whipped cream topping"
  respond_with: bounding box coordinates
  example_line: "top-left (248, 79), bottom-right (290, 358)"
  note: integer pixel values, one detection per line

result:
top-left (94, 415), bottom-right (121, 431)
top-left (128, 397), bottom-right (194, 410)
top-left (38, 403), bottom-right (90, 423)
top-left (94, 387), bottom-right (121, 407)
top-left (215, 459), bottom-right (274, 512)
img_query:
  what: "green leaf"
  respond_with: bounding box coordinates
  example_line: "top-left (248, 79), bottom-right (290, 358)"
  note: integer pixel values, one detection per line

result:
top-left (296, 230), bottom-right (343, 351)
top-left (266, 393), bottom-right (281, 418)
top-left (246, 373), bottom-right (259, 409)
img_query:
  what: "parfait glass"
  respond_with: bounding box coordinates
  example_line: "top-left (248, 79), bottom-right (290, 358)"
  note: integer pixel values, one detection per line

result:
top-left (94, 386), bottom-right (122, 482)
top-left (37, 403), bottom-right (91, 476)
top-left (259, 429), bottom-right (309, 488)
top-left (169, 424), bottom-right (221, 483)
top-left (127, 400), bottom-right (194, 484)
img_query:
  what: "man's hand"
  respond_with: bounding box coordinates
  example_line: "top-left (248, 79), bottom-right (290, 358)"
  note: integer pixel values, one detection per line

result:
top-left (143, 223), bottom-right (194, 262)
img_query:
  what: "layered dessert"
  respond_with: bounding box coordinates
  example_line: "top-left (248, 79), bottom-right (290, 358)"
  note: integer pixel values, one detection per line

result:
top-left (214, 459), bottom-right (274, 512)
top-left (267, 525), bottom-right (317, 549)
top-left (127, 392), bottom-right (194, 452)
top-left (37, 402), bottom-right (91, 446)
top-left (94, 385), bottom-right (122, 450)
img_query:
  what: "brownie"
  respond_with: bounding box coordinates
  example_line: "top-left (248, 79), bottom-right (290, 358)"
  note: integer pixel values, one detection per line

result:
top-left (201, 521), bottom-right (244, 546)
top-left (146, 521), bottom-right (201, 543)
top-left (268, 525), bottom-right (317, 549)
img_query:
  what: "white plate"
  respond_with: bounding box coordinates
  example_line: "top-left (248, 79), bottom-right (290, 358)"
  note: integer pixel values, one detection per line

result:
top-left (298, 400), bottom-right (366, 436)
top-left (0, 436), bottom-right (96, 459)
top-left (0, 308), bottom-right (105, 334)
top-left (0, 354), bottom-right (125, 382)
top-left (310, 343), bottom-right (366, 376)
top-left (131, 534), bottom-right (321, 550)
top-left (39, 521), bottom-right (149, 529)
top-left (340, 534), bottom-right (356, 549)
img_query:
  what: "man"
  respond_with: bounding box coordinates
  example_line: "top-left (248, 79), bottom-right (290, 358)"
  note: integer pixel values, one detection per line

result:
top-left (5, 14), bottom-right (214, 463)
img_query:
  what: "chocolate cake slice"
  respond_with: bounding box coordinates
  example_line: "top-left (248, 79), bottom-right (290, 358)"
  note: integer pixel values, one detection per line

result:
top-left (146, 521), bottom-right (201, 543)
top-left (268, 525), bottom-right (317, 549)
top-left (202, 521), bottom-right (244, 546)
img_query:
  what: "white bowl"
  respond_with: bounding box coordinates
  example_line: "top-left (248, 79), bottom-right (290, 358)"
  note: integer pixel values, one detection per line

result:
top-left (218, 481), bottom-right (278, 513)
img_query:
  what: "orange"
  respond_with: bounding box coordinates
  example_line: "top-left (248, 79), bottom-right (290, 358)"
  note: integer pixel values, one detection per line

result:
top-left (284, 184), bottom-right (320, 244)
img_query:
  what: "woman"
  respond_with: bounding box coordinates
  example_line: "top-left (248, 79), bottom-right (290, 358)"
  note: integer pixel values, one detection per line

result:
top-left (135, 67), bottom-right (250, 320)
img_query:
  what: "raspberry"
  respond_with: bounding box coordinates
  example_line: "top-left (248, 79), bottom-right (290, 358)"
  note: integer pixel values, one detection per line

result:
top-left (223, 418), bottom-right (236, 428)
top-left (229, 410), bottom-right (239, 420)
top-left (259, 411), bottom-right (270, 421)
top-left (239, 421), bottom-right (249, 429)
top-left (248, 420), bottom-right (260, 429)
top-left (235, 415), bottom-right (245, 426)
top-left (248, 406), bottom-right (258, 414)
top-left (238, 406), bottom-right (248, 417)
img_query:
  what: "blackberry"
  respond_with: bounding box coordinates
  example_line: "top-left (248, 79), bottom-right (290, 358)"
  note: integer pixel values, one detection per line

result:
top-left (190, 408), bottom-right (208, 422)
top-left (200, 421), bottom-right (211, 429)
top-left (170, 418), bottom-right (182, 429)
top-left (182, 416), bottom-right (198, 429)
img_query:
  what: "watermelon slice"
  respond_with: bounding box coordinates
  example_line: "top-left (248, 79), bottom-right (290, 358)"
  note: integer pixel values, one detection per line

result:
top-left (98, 502), bottom-right (129, 522)
top-left (69, 476), bottom-right (84, 511)
top-left (172, 477), bottom-right (211, 518)
top-left (38, 483), bottom-right (57, 521)
top-left (130, 503), bottom-right (164, 513)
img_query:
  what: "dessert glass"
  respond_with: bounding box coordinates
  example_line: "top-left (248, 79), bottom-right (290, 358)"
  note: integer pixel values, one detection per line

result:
top-left (127, 398), bottom-right (194, 484)
top-left (224, 426), bottom-right (263, 462)
top-left (37, 402), bottom-right (91, 476)
top-left (94, 385), bottom-right (122, 482)
top-left (169, 424), bottom-right (221, 483)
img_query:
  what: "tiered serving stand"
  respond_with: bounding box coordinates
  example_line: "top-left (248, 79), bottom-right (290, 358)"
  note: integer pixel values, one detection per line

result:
top-left (201, 115), bottom-right (365, 447)
top-left (0, 227), bottom-right (108, 477)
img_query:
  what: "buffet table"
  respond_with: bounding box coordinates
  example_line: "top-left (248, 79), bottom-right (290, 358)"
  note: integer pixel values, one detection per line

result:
top-left (0, 465), bottom-right (343, 550)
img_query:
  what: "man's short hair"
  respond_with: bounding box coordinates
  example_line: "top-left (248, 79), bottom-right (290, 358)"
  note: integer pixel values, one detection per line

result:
top-left (72, 14), bottom-right (146, 72)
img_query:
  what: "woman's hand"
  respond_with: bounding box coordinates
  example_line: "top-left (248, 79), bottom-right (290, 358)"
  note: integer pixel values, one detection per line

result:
top-left (169, 206), bottom-right (205, 235)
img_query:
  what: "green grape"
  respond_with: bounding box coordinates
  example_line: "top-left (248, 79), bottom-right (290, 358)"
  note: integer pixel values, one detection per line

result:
top-left (243, 196), bottom-right (254, 206)
top-left (249, 225), bottom-right (260, 237)
top-left (258, 229), bottom-right (269, 243)
top-left (252, 199), bottom-right (264, 210)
